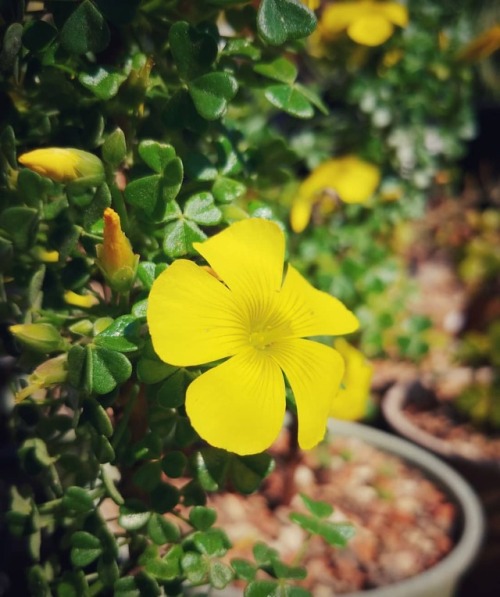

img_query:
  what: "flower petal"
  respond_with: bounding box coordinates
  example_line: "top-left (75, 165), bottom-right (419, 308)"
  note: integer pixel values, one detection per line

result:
top-left (347, 14), bottom-right (394, 46)
top-left (269, 340), bottom-right (344, 449)
top-left (330, 338), bottom-right (373, 420)
top-left (321, 2), bottom-right (371, 35)
top-left (193, 219), bottom-right (285, 307)
top-left (329, 156), bottom-right (381, 203)
top-left (290, 195), bottom-right (313, 234)
top-left (186, 348), bottom-right (285, 455)
top-left (147, 260), bottom-right (245, 366)
top-left (280, 265), bottom-right (359, 337)
top-left (378, 2), bottom-right (409, 27)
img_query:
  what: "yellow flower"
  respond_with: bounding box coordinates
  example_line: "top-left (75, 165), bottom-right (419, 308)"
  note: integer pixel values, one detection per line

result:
top-left (64, 290), bottom-right (99, 309)
top-left (291, 155), bottom-right (381, 233)
top-left (147, 218), bottom-right (359, 455)
top-left (96, 208), bottom-right (138, 293)
top-left (18, 147), bottom-right (104, 184)
top-left (320, 1), bottom-right (408, 46)
top-left (458, 24), bottom-right (500, 62)
top-left (330, 339), bottom-right (373, 420)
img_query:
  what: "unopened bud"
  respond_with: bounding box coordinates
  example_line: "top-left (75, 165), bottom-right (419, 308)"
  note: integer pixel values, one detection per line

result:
top-left (18, 148), bottom-right (104, 184)
top-left (10, 323), bottom-right (68, 353)
top-left (96, 208), bottom-right (138, 293)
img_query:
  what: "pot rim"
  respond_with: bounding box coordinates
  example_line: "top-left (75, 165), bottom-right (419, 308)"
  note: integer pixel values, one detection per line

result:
top-left (383, 381), bottom-right (500, 468)
top-left (326, 419), bottom-right (485, 597)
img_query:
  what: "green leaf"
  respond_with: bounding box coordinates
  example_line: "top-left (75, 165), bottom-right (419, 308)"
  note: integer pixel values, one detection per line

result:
top-left (119, 500), bottom-right (151, 531)
top-left (83, 398), bottom-right (113, 437)
top-left (83, 183), bottom-right (112, 229)
top-left (223, 38), bottom-right (261, 59)
top-left (246, 580), bottom-right (280, 597)
top-left (257, 0), bottom-right (316, 46)
top-left (70, 531), bottom-right (102, 568)
top-left (150, 483), bottom-right (180, 513)
top-left (94, 315), bottom-right (142, 353)
top-left (0, 207), bottom-right (39, 250)
top-left (184, 152), bottom-right (218, 181)
top-left (0, 23), bottom-right (23, 70)
top-left (147, 514), bottom-right (181, 545)
top-left (194, 448), bottom-right (230, 491)
top-left (231, 558), bottom-right (256, 581)
top-left (264, 85), bottom-right (314, 119)
top-left (79, 67), bottom-right (126, 100)
top-left (132, 461), bottom-right (162, 492)
top-left (137, 345), bottom-right (177, 385)
top-left (193, 528), bottom-right (230, 557)
top-left (229, 453), bottom-right (274, 494)
top-left (97, 557), bottom-right (119, 586)
top-left (212, 176), bottom-right (247, 203)
top-left (254, 57), bottom-right (297, 84)
top-left (181, 552), bottom-right (209, 584)
top-left (271, 560), bottom-right (306, 580)
top-left (138, 141), bottom-right (176, 174)
top-left (299, 494), bottom-right (333, 519)
top-left (168, 21), bottom-right (218, 80)
top-left (60, 0), bottom-right (110, 55)
top-left (94, 435), bottom-right (115, 464)
top-left (289, 513), bottom-right (355, 547)
top-left (67, 345), bottom-right (87, 391)
top-left (87, 345), bottom-right (132, 395)
top-left (161, 451), bottom-right (187, 479)
top-left (209, 560), bottom-right (234, 590)
top-left (17, 168), bottom-right (54, 206)
top-left (102, 128), bottom-right (127, 166)
top-left (157, 369), bottom-right (194, 408)
top-left (184, 192), bottom-right (222, 225)
top-left (62, 487), bottom-right (95, 513)
top-left (23, 20), bottom-right (57, 52)
top-left (163, 219), bottom-right (206, 258)
top-left (124, 160), bottom-right (183, 221)
top-left (189, 72), bottom-right (238, 121)
top-left (132, 298), bottom-right (148, 320)
top-left (253, 542), bottom-right (279, 564)
top-left (189, 506), bottom-right (217, 531)
top-left (294, 82), bottom-right (328, 115)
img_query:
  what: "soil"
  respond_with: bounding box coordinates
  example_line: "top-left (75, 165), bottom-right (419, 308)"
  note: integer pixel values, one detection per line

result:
top-left (208, 431), bottom-right (458, 595)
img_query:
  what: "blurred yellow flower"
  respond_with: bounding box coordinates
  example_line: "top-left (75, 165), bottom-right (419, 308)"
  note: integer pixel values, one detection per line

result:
top-left (18, 147), bottom-right (104, 184)
top-left (147, 218), bottom-right (359, 455)
top-left (291, 155), bottom-right (381, 233)
top-left (302, 0), bottom-right (321, 9)
top-left (330, 339), bottom-right (373, 420)
top-left (96, 208), bottom-right (138, 293)
top-left (458, 24), bottom-right (500, 62)
top-left (321, 1), bottom-right (408, 46)
top-left (64, 290), bottom-right (99, 309)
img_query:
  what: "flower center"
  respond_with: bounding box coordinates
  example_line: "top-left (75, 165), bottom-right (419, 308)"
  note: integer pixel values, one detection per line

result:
top-left (249, 330), bottom-right (271, 350)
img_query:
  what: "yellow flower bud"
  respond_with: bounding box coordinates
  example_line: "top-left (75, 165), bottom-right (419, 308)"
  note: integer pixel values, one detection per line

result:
top-left (18, 148), bottom-right (104, 184)
top-left (32, 247), bottom-right (60, 263)
top-left (96, 208), bottom-right (138, 293)
top-left (15, 354), bottom-right (68, 402)
top-left (10, 323), bottom-right (68, 353)
top-left (64, 290), bottom-right (99, 309)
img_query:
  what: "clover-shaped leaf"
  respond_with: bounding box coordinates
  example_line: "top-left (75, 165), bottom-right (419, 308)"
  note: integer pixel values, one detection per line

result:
top-left (70, 532), bottom-right (102, 568)
top-left (264, 85), bottom-right (314, 119)
top-left (87, 345), bottom-right (132, 395)
top-left (257, 0), bottom-right (316, 46)
top-left (254, 57), bottom-right (298, 84)
top-left (189, 72), bottom-right (238, 121)
top-left (60, 0), bottom-right (110, 55)
top-left (79, 67), bottom-right (126, 100)
top-left (138, 141), bottom-right (177, 174)
top-left (169, 21), bottom-right (218, 81)
top-left (94, 315), bottom-right (143, 353)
